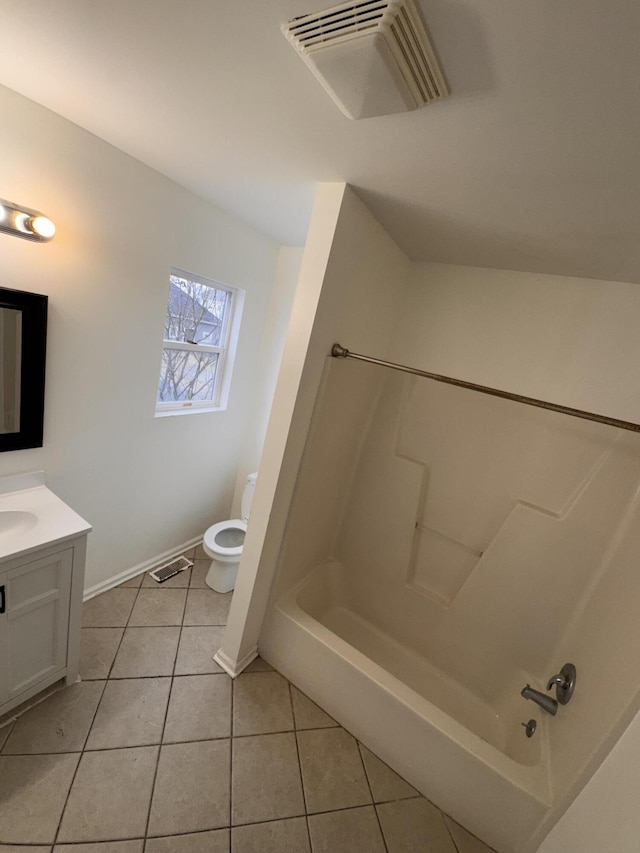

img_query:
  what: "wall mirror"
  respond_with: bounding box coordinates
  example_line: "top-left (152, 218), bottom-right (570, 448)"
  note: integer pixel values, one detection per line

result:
top-left (0, 287), bottom-right (47, 451)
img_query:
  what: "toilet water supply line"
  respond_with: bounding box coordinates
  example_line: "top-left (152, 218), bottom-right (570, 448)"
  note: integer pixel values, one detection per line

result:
top-left (330, 344), bottom-right (640, 434)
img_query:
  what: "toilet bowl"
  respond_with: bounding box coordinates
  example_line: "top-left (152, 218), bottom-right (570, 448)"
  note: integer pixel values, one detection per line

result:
top-left (202, 472), bottom-right (257, 593)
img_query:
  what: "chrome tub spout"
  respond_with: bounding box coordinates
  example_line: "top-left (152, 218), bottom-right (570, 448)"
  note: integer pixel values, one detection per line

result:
top-left (521, 684), bottom-right (558, 716)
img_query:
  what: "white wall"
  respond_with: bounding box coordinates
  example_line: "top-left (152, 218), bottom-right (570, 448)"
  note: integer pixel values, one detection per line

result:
top-left (231, 246), bottom-right (302, 514)
top-left (219, 183), bottom-right (411, 671)
top-left (391, 263), bottom-right (640, 424)
top-left (0, 84), bottom-right (280, 590)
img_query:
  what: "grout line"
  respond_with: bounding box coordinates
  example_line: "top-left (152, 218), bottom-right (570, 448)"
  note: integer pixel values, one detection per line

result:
top-left (229, 650), bottom-right (235, 832)
top-left (288, 682), bottom-right (313, 852)
top-left (5, 720), bottom-right (394, 756)
top-left (104, 576), bottom-right (144, 678)
top-left (140, 577), bottom-right (190, 846)
top-left (443, 814), bottom-right (463, 853)
top-left (52, 579), bottom-right (146, 846)
top-left (358, 741), bottom-right (390, 853)
top-left (14, 582), bottom-right (443, 850)
top-left (56, 578), bottom-right (151, 845)
top-left (441, 813), bottom-right (497, 853)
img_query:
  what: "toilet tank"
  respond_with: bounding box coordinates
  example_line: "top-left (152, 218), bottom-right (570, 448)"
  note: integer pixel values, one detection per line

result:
top-left (241, 473), bottom-right (258, 522)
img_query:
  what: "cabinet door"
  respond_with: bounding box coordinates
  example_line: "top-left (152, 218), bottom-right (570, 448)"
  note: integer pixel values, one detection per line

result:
top-left (3, 548), bottom-right (73, 700)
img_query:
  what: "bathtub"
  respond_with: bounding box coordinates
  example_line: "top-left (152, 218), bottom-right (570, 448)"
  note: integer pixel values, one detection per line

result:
top-left (260, 560), bottom-right (551, 853)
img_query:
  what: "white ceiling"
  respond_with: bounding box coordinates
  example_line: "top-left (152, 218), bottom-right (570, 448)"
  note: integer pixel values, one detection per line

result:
top-left (2, 1), bottom-right (640, 283)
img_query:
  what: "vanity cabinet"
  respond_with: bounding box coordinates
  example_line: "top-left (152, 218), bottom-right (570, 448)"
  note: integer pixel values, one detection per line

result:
top-left (0, 535), bottom-right (88, 717)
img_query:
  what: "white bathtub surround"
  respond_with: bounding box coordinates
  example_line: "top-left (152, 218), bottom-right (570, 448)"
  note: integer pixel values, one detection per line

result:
top-left (229, 187), bottom-right (640, 853)
top-left (260, 348), bottom-right (640, 850)
top-left (333, 365), bottom-right (639, 697)
top-left (261, 561), bottom-right (549, 852)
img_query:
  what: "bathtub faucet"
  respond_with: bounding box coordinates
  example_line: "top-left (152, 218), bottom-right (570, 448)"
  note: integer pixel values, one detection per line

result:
top-left (520, 684), bottom-right (558, 716)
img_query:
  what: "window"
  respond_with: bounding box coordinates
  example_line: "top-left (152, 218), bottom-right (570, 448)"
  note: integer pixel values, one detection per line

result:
top-left (156, 268), bottom-right (244, 416)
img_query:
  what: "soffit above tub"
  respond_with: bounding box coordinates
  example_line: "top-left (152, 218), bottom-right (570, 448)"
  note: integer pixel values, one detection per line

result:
top-left (1, 1), bottom-right (640, 283)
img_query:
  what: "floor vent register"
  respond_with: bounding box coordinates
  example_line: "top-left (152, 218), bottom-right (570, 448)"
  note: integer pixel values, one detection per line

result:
top-left (148, 555), bottom-right (194, 583)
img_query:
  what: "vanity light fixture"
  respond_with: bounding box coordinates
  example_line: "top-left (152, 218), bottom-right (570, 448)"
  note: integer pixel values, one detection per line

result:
top-left (0, 198), bottom-right (56, 243)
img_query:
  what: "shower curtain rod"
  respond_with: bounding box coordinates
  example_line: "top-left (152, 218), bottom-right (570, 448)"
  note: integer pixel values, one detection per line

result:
top-left (330, 343), bottom-right (640, 434)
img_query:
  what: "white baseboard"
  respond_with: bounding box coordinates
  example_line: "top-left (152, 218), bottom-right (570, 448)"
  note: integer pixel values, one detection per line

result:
top-left (213, 646), bottom-right (258, 679)
top-left (83, 536), bottom-right (203, 601)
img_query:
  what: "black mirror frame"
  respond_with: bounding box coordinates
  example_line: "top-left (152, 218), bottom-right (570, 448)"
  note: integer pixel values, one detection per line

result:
top-left (0, 287), bottom-right (48, 452)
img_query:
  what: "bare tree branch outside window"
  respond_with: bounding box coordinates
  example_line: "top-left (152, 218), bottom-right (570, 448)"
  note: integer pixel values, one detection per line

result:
top-left (158, 274), bottom-right (232, 404)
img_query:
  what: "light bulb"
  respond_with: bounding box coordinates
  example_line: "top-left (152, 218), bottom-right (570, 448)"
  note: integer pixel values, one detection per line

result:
top-left (30, 215), bottom-right (56, 240)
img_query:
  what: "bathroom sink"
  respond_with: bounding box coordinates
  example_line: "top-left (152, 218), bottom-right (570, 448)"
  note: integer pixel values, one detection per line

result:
top-left (0, 510), bottom-right (38, 538)
top-left (0, 471), bottom-right (91, 561)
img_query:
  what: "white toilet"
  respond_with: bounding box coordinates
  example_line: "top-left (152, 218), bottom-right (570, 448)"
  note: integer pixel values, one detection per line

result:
top-left (202, 472), bottom-right (257, 593)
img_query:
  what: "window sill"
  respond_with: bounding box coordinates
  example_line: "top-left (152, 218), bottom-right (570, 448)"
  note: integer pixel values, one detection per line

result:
top-left (154, 405), bottom-right (227, 418)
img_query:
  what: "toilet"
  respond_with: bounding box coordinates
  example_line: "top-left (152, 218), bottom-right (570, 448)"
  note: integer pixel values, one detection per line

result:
top-left (202, 472), bottom-right (257, 593)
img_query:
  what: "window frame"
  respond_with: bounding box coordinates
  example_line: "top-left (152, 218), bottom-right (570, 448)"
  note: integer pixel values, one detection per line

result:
top-left (155, 267), bottom-right (244, 417)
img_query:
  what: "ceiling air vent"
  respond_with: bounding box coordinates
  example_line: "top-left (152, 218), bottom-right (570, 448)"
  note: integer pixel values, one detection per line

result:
top-left (282, 0), bottom-right (448, 120)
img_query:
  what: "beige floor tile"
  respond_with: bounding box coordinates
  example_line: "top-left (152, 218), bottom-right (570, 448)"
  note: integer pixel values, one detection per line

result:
top-left (1, 847), bottom-right (52, 852)
top-left (443, 816), bottom-right (496, 853)
top-left (193, 543), bottom-right (207, 560)
top-left (119, 573), bottom-right (144, 588)
top-left (291, 686), bottom-right (337, 730)
top-left (308, 806), bottom-right (386, 853)
top-left (297, 727), bottom-right (371, 814)
top-left (58, 746), bottom-right (158, 843)
top-left (232, 816), bottom-right (310, 853)
top-left (148, 740), bottom-right (230, 836)
top-left (2, 681), bottom-right (105, 754)
top-left (183, 588), bottom-right (232, 626)
top-left (0, 683), bottom-right (62, 731)
top-left (110, 627), bottom-right (180, 678)
top-left (174, 626), bottom-right (225, 674)
top-left (82, 588), bottom-right (138, 628)
top-left (244, 656), bottom-right (273, 672)
top-left (142, 567), bottom-right (191, 588)
top-left (79, 628), bottom-right (124, 679)
top-left (0, 721), bottom-right (14, 750)
top-left (128, 589), bottom-right (187, 626)
top-left (0, 752), bottom-right (80, 844)
top-left (233, 671), bottom-right (293, 736)
top-left (189, 561), bottom-right (210, 588)
top-left (145, 829), bottom-right (229, 853)
top-left (54, 843), bottom-right (144, 852)
top-left (359, 745), bottom-right (419, 802)
top-left (231, 732), bottom-right (304, 826)
top-left (163, 674), bottom-right (231, 743)
top-left (85, 677), bottom-right (171, 750)
top-left (377, 798), bottom-right (457, 853)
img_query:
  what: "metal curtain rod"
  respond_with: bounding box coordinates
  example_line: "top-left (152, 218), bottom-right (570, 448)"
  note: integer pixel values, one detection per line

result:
top-left (330, 343), bottom-right (640, 434)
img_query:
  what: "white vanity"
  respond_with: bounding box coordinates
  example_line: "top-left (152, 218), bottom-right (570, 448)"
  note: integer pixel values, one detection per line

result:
top-left (0, 471), bottom-right (91, 718)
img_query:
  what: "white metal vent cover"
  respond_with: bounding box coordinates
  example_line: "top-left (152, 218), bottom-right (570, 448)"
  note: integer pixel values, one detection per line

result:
top-left (282, 0), bottom-right (448, 119)
top-left (148, 555), bottom-right (194, 584)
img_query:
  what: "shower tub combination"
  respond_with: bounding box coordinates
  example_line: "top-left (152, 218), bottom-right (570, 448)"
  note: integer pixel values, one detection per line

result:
top-left (261, 560), bottom-right (550, 853)
top-left (260, 350), bottom-right (640, 853)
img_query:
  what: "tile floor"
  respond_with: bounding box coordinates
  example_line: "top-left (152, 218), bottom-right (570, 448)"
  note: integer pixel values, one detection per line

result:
top-left (0, 548), bottom-right (494, 853)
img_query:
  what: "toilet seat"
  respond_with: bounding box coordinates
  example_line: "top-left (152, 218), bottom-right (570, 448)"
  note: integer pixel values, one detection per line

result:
top-left (203, 519), bottom-right (247, 558)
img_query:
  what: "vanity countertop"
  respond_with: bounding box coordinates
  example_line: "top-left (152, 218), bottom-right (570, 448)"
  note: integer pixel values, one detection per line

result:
top-left (0, 471), bottom-right (91, 562)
